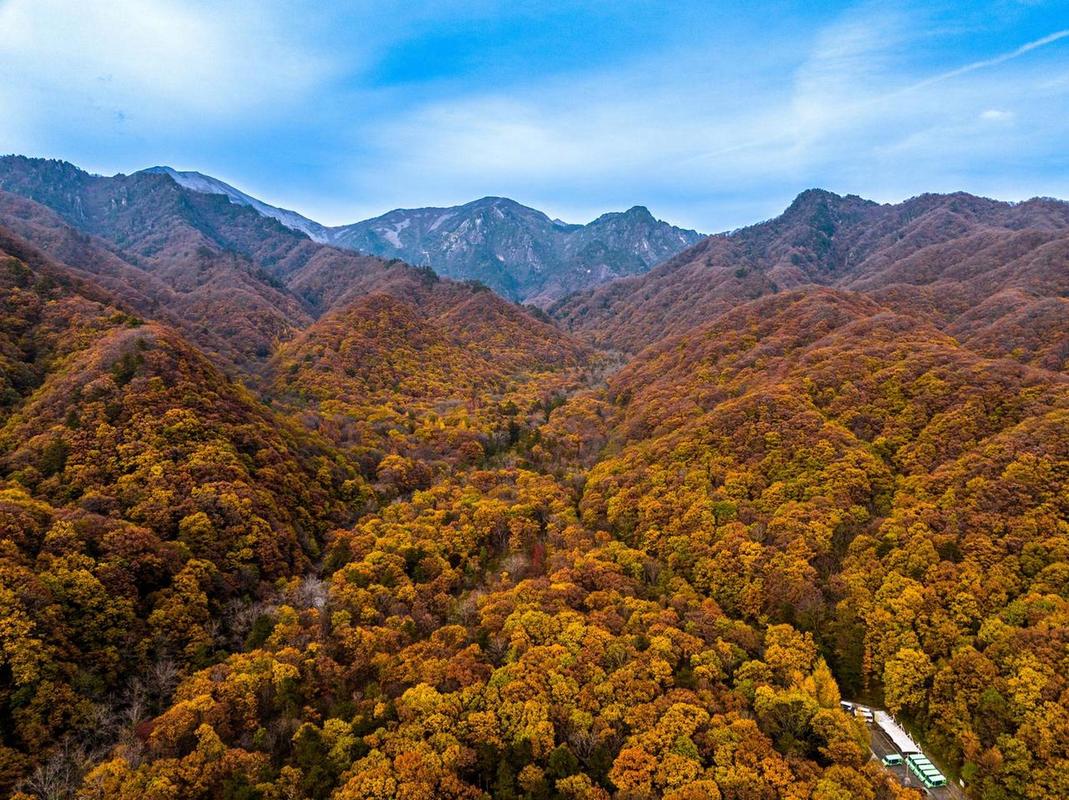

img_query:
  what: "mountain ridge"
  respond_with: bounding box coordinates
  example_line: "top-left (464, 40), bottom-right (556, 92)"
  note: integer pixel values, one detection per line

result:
top-left (134, 164), bottom-right (703, 304)
top-left (551, 186), bottom-right (1069, 368)
top-left (141, 165), bottom-right (331, 242)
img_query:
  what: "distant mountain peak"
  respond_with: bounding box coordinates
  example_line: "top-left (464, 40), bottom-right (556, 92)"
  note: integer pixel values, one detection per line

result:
top-left (329, 198), bottom-right (703, 305)
top-left (791, 187), bottom-right (842, 203)
top-left (143, 165), bottom-right (198, 178)
top-left (782, 188), bottom-right (843, 217)
top-left (126, 164), bottom-right (703, 305)
top-left (137, 165), bottom-right (329, 242)
top-left (775, 188), bottom-right (878, 233)
top-left (589, 205), bottom-right (661, 226)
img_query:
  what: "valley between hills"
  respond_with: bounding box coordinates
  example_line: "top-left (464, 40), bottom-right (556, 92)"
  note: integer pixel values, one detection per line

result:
top-left (0, 156), bottom-right (1065, 800)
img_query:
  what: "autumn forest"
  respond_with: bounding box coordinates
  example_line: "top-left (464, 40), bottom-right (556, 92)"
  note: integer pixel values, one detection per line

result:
top-left (0, 156), bottom-right (1066, 800)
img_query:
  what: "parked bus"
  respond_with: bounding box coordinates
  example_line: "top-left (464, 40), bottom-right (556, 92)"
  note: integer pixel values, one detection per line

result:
top-left (906, 754), bottom-right (947, 788)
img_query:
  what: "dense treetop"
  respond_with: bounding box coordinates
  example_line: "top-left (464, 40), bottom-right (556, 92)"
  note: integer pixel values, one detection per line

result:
top-left (0, 158), bottom-right (1064, 800)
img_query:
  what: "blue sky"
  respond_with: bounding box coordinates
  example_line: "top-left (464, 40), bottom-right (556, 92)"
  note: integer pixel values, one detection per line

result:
top-left (1, 0), bottom-right (1068, 231)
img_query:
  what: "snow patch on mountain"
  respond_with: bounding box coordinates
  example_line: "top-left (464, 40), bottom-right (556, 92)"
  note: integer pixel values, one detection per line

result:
top-left (141, 166), bottom-right (330, 242)
top-left (137, 165), bottom-right (703, 305)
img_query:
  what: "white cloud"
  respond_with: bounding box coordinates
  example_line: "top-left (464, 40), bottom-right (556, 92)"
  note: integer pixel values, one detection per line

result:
top-left (0, 0), bottom-right (336, 150)
top-left (3, 1), bottom-right (1065, 230)
top-left (343, 3), bottom-right (1069, 230)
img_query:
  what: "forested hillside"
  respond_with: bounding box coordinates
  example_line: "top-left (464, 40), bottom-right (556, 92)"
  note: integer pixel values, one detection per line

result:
top-left (0, 161), bottom-right (1064, 800)
top-left (553, 190), bottom-right (1069, 371)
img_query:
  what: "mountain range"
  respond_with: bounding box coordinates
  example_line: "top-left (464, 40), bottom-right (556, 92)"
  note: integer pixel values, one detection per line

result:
top-left (142, 164), bottom-right (703, 304)
top-left (554, 187), bottom-right (1069, 368)
top-left (0, 153), bottom-right (1066, 800)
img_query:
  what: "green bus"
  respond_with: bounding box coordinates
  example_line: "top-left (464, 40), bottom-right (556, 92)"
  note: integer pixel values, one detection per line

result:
top-left (906, 753), bottom-right (947, 788)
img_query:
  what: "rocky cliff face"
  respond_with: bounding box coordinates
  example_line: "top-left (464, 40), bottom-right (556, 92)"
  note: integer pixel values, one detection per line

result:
top-left (329, 196), bottom-right (702, 304)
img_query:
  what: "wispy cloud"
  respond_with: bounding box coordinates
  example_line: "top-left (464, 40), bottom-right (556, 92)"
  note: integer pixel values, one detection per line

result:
top-left (906, 28), bottom-right (1069, 91)
top-left (347, 3), bottom-right (1069, 229)
top-left (0, 0), bottom-right (337, 151)
top-left (2, 1), bottom-right (1068, 230)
